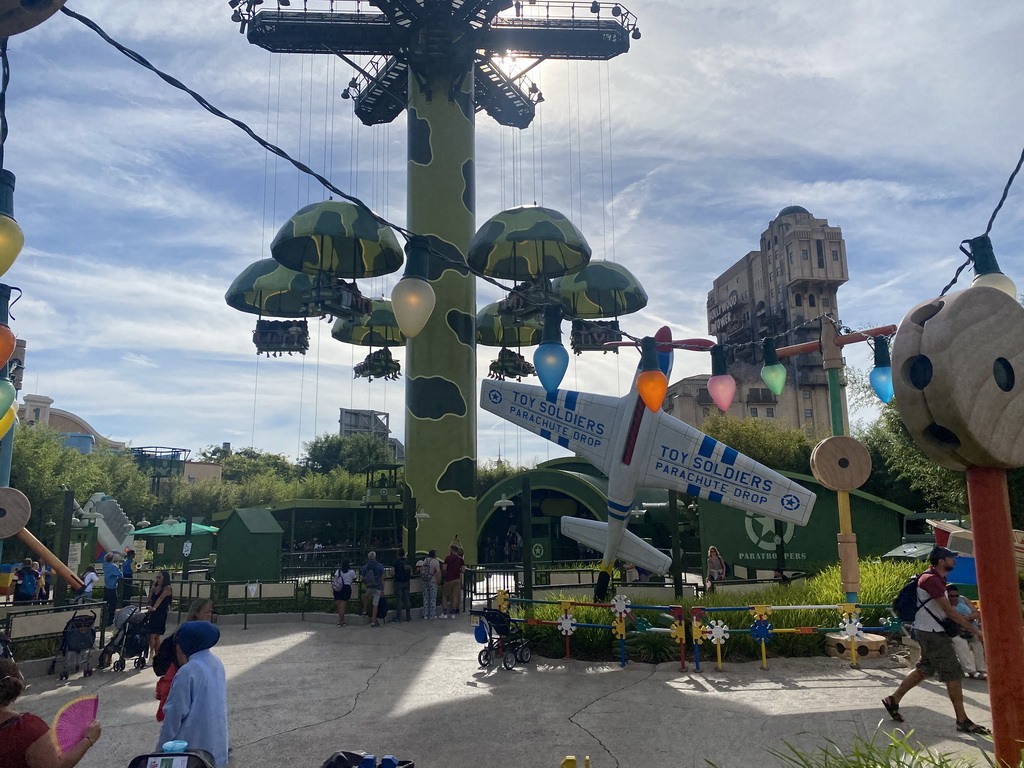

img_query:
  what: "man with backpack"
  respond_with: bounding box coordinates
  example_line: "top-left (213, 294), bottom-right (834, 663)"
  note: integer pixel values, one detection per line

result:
top-left (12, 558), bottom-right (41, 604)
top-left (882, 546), bottom-right (990, 735)
top-left (391, 548), bottom-right (412, 622)
top-left (360, 552), bottom-right (386, 627)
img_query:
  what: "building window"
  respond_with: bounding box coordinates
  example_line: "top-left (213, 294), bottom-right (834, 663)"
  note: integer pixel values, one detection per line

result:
top-left (794, 294), bottom-right (803, 306)
top-left (804, 408), bottom-right (813, 418)
top-left (808, 294), bottom-right (816, 307)
top-left (766, 407), bottom-right (775, 418)
top-left (802, 249), bottom-right (809, 260)
top-left (750, 407), bottom-right (759, 417)
top-left (788, 251), bottom-right (794, 263)
top-left (816, 240), bottom-right (825, 268)
top-left (832, 249), bottom-right (839, 261)
top-left (822, 297), bottom-right (830, 307)
top-left (803, 389), bottom-right (811, 399)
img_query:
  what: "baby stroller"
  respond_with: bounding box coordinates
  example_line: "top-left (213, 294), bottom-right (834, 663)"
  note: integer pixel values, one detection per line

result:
top-left (472, 608), bottom-right (531, 670)
top-left (126, 749), bottom-right (216, 768)
top-left (99, 604), bottom-right (151, 672)
top-left (47, 610), bottom-right (97, 680)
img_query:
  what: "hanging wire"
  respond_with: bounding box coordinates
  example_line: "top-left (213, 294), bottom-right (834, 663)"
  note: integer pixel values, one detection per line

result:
top-left (985, 144), bottom-right (1024, 236)
top-left (0, 38), bottom-right (8, 168)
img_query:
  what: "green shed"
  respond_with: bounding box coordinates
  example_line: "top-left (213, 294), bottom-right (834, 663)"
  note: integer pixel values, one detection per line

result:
top-left (216, 508), bottom-right (284, 582)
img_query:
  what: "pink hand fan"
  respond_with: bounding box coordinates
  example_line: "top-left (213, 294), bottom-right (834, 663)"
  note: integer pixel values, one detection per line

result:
top-left (51, 695), bottom-right (99, 753)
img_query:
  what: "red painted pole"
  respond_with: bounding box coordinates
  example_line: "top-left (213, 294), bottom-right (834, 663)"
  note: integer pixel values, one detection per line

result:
top-left (965, 466), bottom-right (1024, 766)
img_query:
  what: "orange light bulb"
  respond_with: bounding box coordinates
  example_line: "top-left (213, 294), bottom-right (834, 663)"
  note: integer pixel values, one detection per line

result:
top-left (636, 369), bottom-right (668, 411)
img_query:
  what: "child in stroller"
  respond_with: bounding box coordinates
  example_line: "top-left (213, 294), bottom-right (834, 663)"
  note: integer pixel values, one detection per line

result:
top-left (47, 610), bottom-right (98, 680)
top-left (472, 607), bottom-right (531, 670)
top-left (98, 604), bottom-right (151, 672)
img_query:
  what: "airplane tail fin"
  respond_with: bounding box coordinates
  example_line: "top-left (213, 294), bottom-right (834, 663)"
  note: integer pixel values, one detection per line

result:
top-left (560, 517), bottom-right (672, 574)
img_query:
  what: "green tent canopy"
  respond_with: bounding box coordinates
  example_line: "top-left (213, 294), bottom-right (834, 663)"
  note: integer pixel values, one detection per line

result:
top-left (132, 522), bottom-right (219, 537)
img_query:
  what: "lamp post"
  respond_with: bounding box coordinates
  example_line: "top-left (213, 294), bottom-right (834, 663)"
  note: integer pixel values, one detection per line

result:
top-left (775, 320), bottom-right (896, 602)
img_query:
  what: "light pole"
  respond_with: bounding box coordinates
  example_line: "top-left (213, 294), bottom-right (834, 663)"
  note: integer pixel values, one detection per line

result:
top-left (775, 320), bottom-right (896, 603)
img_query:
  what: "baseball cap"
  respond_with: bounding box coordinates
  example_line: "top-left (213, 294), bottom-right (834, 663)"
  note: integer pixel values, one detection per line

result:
top-left (929, 545), bottom-right (958, 563)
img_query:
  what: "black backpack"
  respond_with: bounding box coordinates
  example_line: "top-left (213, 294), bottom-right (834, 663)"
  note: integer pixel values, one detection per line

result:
top-left (892, 573), bottom-right (958, 636)
top-left (892, 574), bottom-right (924, 623)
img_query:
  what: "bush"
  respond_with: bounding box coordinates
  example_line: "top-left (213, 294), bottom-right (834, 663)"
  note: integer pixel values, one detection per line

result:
top-left (520, 559), bottom-right (924, 664)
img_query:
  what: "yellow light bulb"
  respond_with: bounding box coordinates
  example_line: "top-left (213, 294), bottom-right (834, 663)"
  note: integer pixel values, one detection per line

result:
top-left (0, 214), bottom-right (25, 278)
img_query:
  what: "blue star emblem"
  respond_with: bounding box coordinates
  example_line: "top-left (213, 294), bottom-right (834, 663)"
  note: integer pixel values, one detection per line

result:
top-left (780, 494), bottom-right (800, 511)
top-left (488, 389), bottom-right (502, 405)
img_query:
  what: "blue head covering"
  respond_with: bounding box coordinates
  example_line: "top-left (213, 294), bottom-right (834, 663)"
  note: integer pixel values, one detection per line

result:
top-left (177, 620), bottom-right (220, 657)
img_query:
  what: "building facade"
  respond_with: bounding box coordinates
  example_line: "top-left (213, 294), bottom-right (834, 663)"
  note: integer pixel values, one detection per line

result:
top-left (666, 206), bottom-right (849, 435)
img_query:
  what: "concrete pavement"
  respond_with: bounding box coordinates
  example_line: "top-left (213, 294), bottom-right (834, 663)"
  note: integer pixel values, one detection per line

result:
top-left (17, 613), bottom-right (996, 768)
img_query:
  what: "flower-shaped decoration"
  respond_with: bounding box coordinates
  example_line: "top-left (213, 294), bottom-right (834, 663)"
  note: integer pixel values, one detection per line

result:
top-left (612, 616), bottom-right (626, 639)
top-left (496, 590), bottom-right (510, 613)
top-left (749, 605), bottom-right (772, 622)
top-left (750, 619), bottom-right (774, 643)
top-left (706, 620), bottom-right (730, 645)
top-left (670, 622), bottom-right (687, 644)
top-left (558, 613), bottom-right (577, 636)
top-left (611, 594), bottom-right (631, 616)
top-left (840, 616), bottom-right (863, 641)
top-left (560, 601), bottom-right (573, 614)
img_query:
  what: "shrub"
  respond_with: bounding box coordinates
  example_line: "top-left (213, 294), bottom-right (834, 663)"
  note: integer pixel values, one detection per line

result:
top-left (521, 559), bottom-right (924, 664)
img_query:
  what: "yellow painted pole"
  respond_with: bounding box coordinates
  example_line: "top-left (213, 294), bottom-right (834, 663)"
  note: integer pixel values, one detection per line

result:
top-left (16, 528), bottom-right (84, 590)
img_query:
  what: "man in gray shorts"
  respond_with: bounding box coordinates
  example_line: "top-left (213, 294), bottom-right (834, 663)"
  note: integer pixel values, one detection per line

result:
top-left (360, 551), bottom-right (385, 627)
top-left (881, 546), bottom-right (989, 734)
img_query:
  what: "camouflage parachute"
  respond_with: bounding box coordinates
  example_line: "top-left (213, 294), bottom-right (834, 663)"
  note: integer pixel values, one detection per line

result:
top-left (271, 200), bottom-right (403, 279)
top-left (467, 205), bottom-right (591, 280)
top-left (331, 299), bottom-right (407, 347)
top-left (225, 258), bottom-right (316, 317)
top-left (553, 260), bottom-right (648, 319)
top-left (476, 301), bottom-right (543, 347)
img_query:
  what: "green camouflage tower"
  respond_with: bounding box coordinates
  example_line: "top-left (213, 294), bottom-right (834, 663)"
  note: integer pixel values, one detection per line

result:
top-left (235, 0), bottom-right (640, 561)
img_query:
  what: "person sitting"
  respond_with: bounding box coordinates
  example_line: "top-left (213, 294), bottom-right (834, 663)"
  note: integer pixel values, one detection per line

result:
top-left (706, 546), bottom-right (727, 588)
top-left (946, 585), bottom-right (987, 680)
top-left (0, 657), bottom-right (102, 768)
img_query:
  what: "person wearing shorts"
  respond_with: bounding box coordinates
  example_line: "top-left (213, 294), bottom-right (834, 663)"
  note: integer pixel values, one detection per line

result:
top-left (881, 546), bottom-right (989, 735)
top-left (360, 552), bottom-right (385, 627)
top-left (332, 561), bottom-right (356, 627)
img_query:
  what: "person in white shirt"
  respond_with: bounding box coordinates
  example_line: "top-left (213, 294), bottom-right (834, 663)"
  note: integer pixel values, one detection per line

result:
top-left (80, 565), bottom-right (100, 603)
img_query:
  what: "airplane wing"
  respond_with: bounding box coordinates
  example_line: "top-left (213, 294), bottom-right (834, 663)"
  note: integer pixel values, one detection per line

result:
top-left (480, 380), bottom-right (619, 474)
top-left (640, 411), bottom-right (816, 525)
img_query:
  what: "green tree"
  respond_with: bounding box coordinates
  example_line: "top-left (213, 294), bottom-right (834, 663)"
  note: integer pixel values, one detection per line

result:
top-left (699, 413), bottom-right (815, 474)
top-left (212, 446), bottom-right (297, 483)
top-left (302, 433), bottom-right (394, 475)
top-left (302, 433), bottom-right (347, 474)
top-left (88, 449), bottom-right (158, 523)
top-left (477, 459), bottom-right (530, 496)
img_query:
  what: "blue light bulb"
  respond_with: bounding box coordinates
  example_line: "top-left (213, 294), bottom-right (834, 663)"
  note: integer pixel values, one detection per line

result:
top-left (870, 365), bottom-right (894, 404)
top-left (534, 342), bottom-right (569, 394)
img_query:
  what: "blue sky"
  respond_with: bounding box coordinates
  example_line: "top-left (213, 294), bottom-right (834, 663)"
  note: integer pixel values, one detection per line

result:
top-left (5, 0), bottom-right (1023, 466)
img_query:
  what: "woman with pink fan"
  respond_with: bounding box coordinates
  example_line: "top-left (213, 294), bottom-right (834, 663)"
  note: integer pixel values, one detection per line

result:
top-left (0, 658), bottom-right (102, 768)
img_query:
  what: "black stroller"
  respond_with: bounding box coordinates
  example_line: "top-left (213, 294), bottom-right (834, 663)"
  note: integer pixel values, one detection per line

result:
top-left (99, 605), bottom-right (151, 672)
top-left (126, 749), bottom-right (216, 768)
top-left (472, 608), bottom-right (531, 670)
top-left (47, 610), bottom-right (97, 680)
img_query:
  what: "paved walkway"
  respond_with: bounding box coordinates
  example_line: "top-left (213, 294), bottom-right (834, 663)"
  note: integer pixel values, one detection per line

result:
top-left (17, 614), bottom-right (996, 768)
